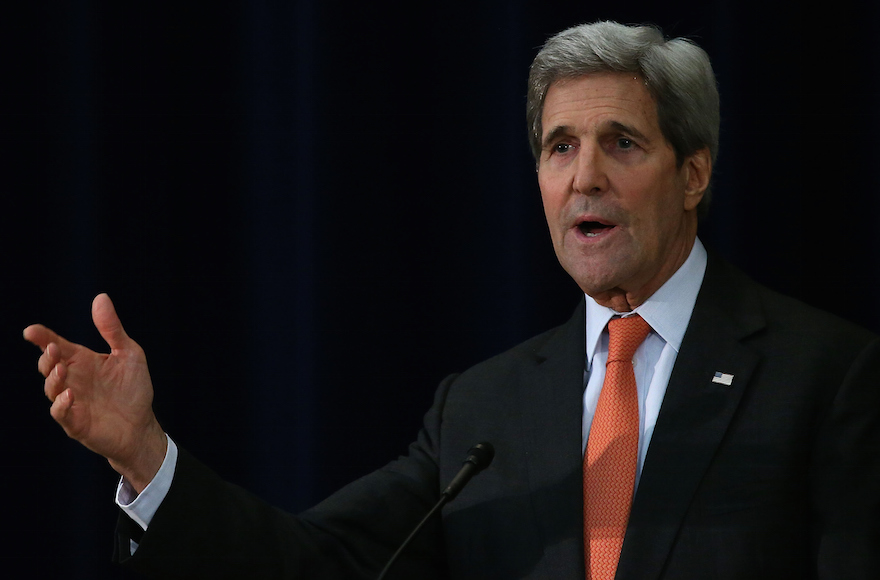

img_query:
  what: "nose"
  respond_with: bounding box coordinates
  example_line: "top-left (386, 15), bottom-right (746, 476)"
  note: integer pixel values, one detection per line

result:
top-left (572, 144), bottom-right (609, 196)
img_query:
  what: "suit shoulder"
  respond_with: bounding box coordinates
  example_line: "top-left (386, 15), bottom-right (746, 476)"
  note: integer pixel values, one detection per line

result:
top-left (710, 255), bottom-right (878, 346)
top-left (746, 273), bottom-right (877, 345)
top-left (451, 304), bottom-right (583, 386)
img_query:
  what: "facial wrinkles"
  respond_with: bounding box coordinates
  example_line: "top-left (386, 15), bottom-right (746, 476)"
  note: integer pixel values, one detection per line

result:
top-left (543, 81), bottom-right (649, 145)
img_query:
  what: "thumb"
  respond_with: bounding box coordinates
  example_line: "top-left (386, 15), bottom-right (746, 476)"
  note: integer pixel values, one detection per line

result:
top-left (92, 293), bottom-right (131, 350)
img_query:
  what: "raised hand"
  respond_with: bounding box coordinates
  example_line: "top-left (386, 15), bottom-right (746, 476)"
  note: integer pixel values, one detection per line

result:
top-left (24, 293), bottom-right (167, 493)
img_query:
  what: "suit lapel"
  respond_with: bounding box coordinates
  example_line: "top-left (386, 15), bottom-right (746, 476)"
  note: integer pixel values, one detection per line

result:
top-left (517, 300), bottom-right (589, 577)
top-left (617, 254), bottom-right (766, 580)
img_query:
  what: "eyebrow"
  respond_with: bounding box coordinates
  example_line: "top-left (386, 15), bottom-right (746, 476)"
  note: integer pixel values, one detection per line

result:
top-left (541, 125), bottom-right (573, 151)
top-left (607, 121), bottom-right (650, 143)
top-left (541, 120), bottom-right (651, 151)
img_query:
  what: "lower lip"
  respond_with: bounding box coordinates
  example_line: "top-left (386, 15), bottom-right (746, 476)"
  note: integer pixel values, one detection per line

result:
top-left (573, 225), bottom-right (617, 243)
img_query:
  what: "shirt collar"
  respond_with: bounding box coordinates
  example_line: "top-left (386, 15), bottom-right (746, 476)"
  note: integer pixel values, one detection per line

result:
top-left (584, 237), bottom-right (708, 366)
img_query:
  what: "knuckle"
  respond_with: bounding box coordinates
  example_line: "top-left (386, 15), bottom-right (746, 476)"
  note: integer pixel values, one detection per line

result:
top-left (44, 380), bottom-right (58, 401)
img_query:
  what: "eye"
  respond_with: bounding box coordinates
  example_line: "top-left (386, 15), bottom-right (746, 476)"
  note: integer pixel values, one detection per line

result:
top-left (617, 138), bottom-right (635, 150)
top-left (553, 143), bottom-right (574, 154)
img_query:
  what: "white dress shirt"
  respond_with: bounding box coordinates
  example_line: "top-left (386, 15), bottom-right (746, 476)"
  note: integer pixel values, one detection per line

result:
top-left (119, 238), bottom-right (708, 534)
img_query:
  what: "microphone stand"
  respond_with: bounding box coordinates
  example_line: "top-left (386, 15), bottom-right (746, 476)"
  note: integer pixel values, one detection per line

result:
top-left (376, 442), bottom-right (494, 580)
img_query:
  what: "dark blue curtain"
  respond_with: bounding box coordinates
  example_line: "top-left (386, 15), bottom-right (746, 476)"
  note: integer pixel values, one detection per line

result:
top-left (5, 1), bottom-right (880, 576)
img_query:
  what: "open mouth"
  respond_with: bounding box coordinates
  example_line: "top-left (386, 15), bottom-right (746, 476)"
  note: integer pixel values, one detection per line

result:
top-left (577, 220), bottom-right (615, 237)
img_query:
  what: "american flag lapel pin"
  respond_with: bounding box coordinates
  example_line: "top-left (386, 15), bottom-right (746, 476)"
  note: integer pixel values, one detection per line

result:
top-left (712, 371), bottom-right (734, 386)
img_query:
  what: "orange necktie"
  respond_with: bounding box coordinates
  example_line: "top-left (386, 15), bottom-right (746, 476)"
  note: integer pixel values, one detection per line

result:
top-left (584, 315), bottom-right (651, 580)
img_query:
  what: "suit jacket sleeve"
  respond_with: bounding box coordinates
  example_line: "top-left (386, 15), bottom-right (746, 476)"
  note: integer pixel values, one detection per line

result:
top-left (114, 374), bottom-right (459, 580)
top-left (811, 336), bottom-right (880, 577)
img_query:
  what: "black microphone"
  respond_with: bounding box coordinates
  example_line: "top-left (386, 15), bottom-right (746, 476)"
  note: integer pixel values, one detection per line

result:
top-left (440, 442), bottom-right (495, 500)
top-left (376, 442), bottom-right (495, 580)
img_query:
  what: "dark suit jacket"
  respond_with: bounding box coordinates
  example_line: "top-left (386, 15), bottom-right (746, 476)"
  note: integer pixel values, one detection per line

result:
top-left (117, 254), bottom-right (880, 579)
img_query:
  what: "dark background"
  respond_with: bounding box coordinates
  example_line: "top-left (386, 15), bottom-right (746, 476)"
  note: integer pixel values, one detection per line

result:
top-left (4, 1), bottom-right (880, 577)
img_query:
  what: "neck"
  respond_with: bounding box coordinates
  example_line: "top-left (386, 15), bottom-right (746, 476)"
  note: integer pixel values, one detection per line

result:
top-left (591, 234), bottom-right (697, 312)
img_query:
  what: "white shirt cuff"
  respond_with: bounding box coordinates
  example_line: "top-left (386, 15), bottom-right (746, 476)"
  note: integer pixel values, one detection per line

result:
top-left (115, 434), bottom-right (179, 531)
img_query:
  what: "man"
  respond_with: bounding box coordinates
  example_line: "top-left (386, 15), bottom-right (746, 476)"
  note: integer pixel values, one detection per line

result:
top-left (25, 21), bottom-right (880, 579)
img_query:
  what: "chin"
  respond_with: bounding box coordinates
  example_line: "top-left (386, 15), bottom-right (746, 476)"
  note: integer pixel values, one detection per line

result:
top-left (557, 242), bottom-right (639, 288)
top-left (568, 270), bottom-right (627, 299)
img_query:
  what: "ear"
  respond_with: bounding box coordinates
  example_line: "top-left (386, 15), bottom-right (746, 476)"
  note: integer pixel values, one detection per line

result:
top-left (682, 147), bottom-right (712, 212)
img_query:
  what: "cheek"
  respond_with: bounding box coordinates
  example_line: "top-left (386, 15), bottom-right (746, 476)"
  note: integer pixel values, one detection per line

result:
top-left (620, 172), bottom-right (682, 220)
top-left (538, 177), bottom-right (564, 227)
top-left (540, 199), bottom-right (565, 249)
top-left (630, 187), bottom-right (687, 255)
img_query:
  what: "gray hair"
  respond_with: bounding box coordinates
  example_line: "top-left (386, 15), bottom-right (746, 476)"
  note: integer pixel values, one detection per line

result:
top-left (527, 21), bottom-right (720, 213)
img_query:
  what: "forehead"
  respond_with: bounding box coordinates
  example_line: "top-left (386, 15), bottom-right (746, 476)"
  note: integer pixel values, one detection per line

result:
top-left (541, 73), bottom-right (660, 138)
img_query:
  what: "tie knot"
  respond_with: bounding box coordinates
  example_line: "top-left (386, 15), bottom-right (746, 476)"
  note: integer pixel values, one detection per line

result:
top-left (607, 315), bottom-right (651, 364)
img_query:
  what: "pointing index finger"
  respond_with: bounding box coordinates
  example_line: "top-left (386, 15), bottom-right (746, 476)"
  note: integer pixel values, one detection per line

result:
top-left (23, 324), bottom-right (77, 358)
top-left (24, 324), bottom-right (58, 351)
